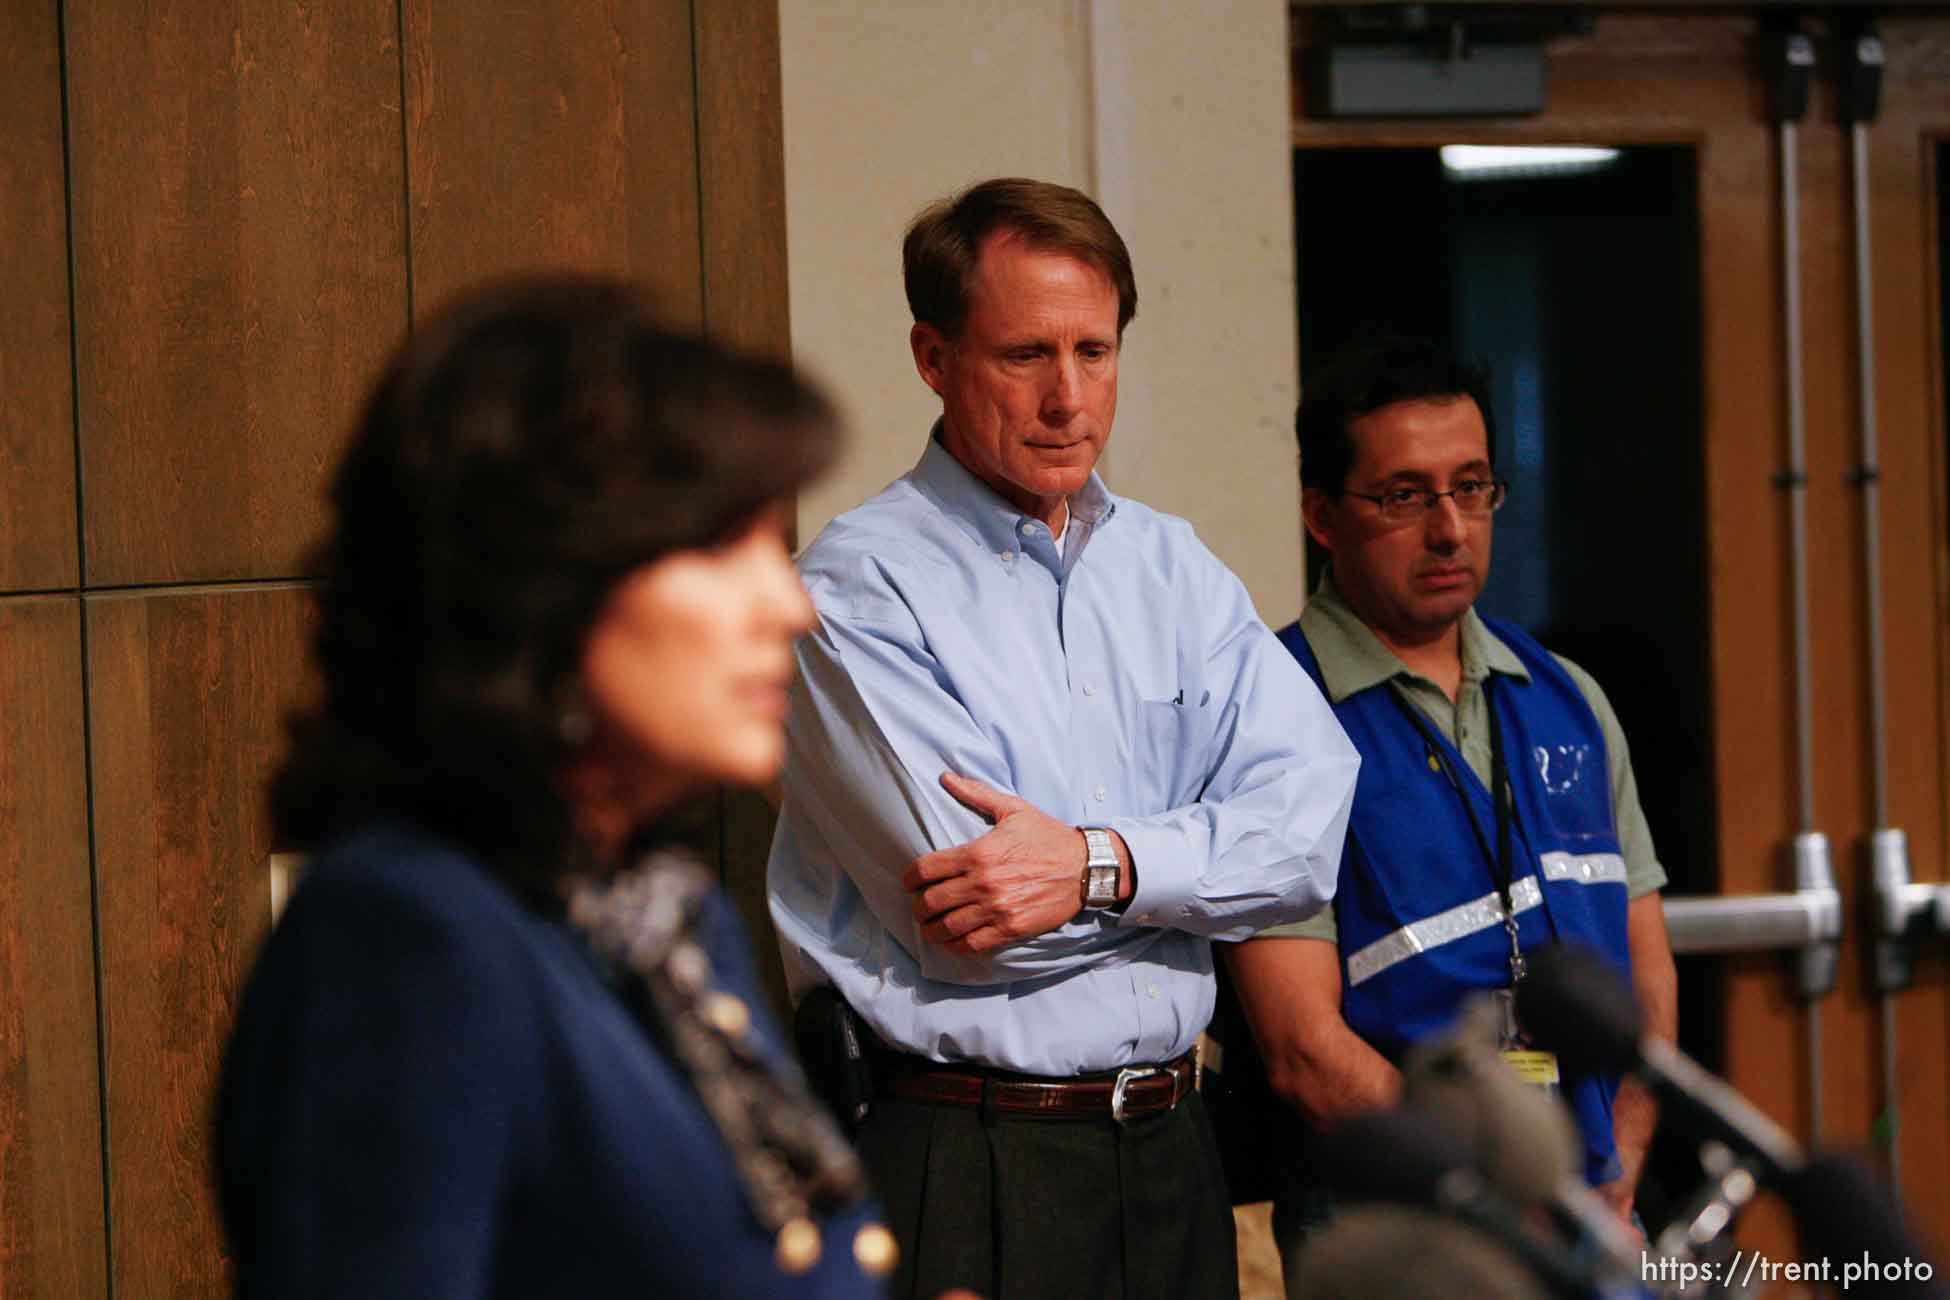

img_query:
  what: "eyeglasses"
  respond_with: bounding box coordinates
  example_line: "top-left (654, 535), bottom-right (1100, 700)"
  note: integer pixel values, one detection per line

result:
top-left (1342, 477), bottom-right (1509, 523)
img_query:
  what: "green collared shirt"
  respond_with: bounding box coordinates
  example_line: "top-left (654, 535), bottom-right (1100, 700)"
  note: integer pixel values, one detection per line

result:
top-left (1259, 573), bottom-right (1666, 941)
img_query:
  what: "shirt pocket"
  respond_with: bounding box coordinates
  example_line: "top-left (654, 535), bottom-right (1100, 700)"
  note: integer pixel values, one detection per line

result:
top-left (1134, 688), bottom-right (1220, 808)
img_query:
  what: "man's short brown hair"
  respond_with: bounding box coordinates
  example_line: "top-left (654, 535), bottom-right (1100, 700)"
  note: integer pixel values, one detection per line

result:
top-left (903, 177), bottom-right (1138, 338)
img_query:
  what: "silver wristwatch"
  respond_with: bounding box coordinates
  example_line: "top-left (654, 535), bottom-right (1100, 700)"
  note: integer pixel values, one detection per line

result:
top-left (1079, 826), bottom-right (1119, 908)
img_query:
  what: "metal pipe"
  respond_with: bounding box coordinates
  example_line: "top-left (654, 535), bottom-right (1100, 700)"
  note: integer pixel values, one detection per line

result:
top-left (1880, 994), bottom-right (1900, 1181)
top-left (1851, 123), bottom-right (1890, 832)
top-left (1805, 1002), bottom-right (1823, 1145)
top-left (1843, 27), bottom-right (1903, 1177)
top-left (1795, 832), bottom-right (1838, 1139)
top-left (1781, 119), bottom-right (1815, 836)
top-left (1777, 101), bottom-right (1830, 1145)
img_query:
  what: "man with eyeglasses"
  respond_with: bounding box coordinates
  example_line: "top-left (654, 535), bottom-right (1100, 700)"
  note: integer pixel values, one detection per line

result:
top-left (1219, 336), bottom-right (1677, 1278)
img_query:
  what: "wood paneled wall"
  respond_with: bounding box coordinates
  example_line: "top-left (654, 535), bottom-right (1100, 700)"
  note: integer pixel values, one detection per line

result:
top-left (88, 589), bottom-right (317, 1297)
top-left (0, 3), bottom-right (792, 1295)
top-left (0, 3), bottom-right (78, 592)
top-left (65, 0), bottom-right (407, 588)
top-left (0, 599), bottom-right (102, 1298)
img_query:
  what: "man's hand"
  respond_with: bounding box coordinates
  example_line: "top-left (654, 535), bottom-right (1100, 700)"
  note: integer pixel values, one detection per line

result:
top-left (1594, 1165), bottom-right (1645, 1241)
top-left (1601, 1071), bottom-right (1657, 1236)
top-left (901, 772), bottom-right (1127, 954)
top-left (1607, 893), bottom-right (1675, 1236)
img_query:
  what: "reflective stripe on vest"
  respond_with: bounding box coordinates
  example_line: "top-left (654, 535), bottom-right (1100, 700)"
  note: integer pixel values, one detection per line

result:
top-left (1345, 851), bottom-right (1627, 987)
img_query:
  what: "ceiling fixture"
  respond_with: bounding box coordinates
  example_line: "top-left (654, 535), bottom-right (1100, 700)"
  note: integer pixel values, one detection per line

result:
top-left (1440, 144), bottom-right (1621, 180)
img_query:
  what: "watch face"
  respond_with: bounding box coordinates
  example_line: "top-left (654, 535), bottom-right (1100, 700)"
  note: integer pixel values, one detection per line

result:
top-left (1085, 865), bottom-right (1118, 907)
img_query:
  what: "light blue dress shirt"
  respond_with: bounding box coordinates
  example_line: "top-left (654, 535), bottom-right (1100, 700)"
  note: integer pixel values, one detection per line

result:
top-left (767, 435), bottom-right (1360, 1076)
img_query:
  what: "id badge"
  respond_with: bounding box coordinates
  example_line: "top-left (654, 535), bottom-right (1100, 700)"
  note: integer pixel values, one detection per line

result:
top-left (1490, 987), bottom-right (1561, 1093)
top-left (1500, 1049), bottom-right (1562, 1088)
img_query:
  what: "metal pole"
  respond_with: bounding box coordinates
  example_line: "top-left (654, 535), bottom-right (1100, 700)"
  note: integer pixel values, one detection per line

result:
top-left (1847, 42), bottom-right (1904, 1176)
top-left (1781, 118), bottom-right (1815, 842)
top-left (1778, 114), bottom-right (1826, 1142)
top-left (1851, 121), bottom-right (1888, 834)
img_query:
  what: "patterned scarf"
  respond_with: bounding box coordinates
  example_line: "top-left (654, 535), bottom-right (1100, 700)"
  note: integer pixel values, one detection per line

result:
top-left (565, 855), bottom-right (869, 1254)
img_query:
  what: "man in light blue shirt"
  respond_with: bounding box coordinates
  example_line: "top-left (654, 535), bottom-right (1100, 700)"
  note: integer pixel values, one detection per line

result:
top-left (767, 177), bottom-right (1359, 1300)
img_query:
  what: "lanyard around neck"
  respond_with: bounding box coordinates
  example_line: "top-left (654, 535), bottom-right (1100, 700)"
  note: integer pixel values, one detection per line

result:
top-left (1387, 677), bottom-right (1527, 983)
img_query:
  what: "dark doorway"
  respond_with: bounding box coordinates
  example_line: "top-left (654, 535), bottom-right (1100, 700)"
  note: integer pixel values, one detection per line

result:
top-left (1293, 143), bottom-right (1719, 1061)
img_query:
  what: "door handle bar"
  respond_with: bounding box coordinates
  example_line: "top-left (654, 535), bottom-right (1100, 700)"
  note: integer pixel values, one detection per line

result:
top-left (1661, 831), bottom-right (1840, 1007)
top-left (1663, 890), bottom-right (1842, 957)
top-left (1869, 828), bottom-right (1950, 993)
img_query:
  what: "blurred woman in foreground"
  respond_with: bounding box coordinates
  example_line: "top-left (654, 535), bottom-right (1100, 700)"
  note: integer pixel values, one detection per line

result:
top-left (216, 277), bottom-right (893, 1297)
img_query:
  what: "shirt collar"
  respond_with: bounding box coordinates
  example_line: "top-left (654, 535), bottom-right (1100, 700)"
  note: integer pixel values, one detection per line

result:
top-left (1298, 568), bottom-right (1529, 705)
top-left (908, 422), bottom-right (1116, 558)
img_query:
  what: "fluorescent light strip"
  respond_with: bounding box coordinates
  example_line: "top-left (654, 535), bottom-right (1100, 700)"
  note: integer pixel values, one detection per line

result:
top-left (1440, 145), bottom-right (1621, 179)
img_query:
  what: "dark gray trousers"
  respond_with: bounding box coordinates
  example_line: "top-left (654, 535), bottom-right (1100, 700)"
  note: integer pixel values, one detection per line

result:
top-left (856, 1089), bottom-right (1239, 1300)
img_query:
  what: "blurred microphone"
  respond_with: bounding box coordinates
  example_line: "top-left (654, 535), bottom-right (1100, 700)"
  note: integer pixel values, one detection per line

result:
top-left (1288, 1205), bottom-right (1551, 1300)
top-left (1514, 944), bottom-right (1803, 1179)
top-left (1779, 1154), bottom-right (1948, 1300)
top-left (1314, 1107), bottom-right (1602, 1299)
top-left (1402, 996), bottom-right (1640, 1276)
top-left (1518, 944), bottom-right (1948, 1295)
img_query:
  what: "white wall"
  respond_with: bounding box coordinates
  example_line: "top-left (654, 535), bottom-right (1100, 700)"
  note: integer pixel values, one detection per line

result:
top-left (781, 0), bottom-right (1305, 626)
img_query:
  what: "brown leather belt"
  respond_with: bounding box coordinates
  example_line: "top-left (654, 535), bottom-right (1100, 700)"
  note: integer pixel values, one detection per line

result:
top-left (878, 1052), bottom-right (1196, 1123)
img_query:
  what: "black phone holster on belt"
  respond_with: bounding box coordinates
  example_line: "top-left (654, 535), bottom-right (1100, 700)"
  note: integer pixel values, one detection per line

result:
top-left (792, 985), bottom-right (875, 1131)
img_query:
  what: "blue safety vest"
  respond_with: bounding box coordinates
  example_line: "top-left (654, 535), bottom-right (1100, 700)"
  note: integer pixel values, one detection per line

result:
top-left (1277, 617), bottom-right (1632, 1184)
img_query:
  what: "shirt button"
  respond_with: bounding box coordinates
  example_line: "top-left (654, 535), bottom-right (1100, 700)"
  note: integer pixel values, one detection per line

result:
top-left (1082, 683), bottom-right (1095, 697)
top-left (999, 550), bottom-right (1014, 563)
top-left (1147, 984), bottom-right (1161, 999)
top-left (1019, 521), bottom-right (1036, 536)
top-left (1093, 784), bottom-right (1107, 801)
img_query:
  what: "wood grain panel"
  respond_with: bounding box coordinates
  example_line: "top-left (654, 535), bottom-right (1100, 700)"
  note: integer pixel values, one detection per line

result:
top-left (88, 586), bottom-right (316, 1299)
top-left (65, 1), bottom-right (405, 586)
top-left (695, 0), bottom-right (790, 359)
top-left (403, 0), bottom-right (703, 324)
top-left (0, 1), bottom-right (78, 591)
top-left (0, 597), bottom-right (104, 1299)
top-left (694, 0), bottom-right (792, 996)
top-left (723, 785), bottom-right (789, 1022)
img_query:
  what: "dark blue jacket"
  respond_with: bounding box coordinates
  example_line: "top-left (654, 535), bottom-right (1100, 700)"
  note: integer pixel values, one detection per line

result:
top-left (217, 823), bottom-right (887, 1298)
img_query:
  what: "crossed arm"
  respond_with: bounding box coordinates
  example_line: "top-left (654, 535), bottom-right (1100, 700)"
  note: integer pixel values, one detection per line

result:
top-left (776, 571), bottom-right (1356, 986)
top-left (902, 771), bottom-right (1134, 955)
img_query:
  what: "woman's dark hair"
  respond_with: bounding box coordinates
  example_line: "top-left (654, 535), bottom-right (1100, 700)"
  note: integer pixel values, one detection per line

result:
top-left (1297, 335), bottom-right (1496, 495)
top-left (272, 275), bottom-right (839, 896)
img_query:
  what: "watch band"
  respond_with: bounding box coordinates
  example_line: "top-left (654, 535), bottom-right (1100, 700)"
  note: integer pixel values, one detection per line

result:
top-left (1080, 826), bottom-right (1119, 908)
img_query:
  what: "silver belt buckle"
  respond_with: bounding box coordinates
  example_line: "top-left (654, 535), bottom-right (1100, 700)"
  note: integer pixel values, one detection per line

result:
top-left (1110, 1066), bottom-right (1163, 1124)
